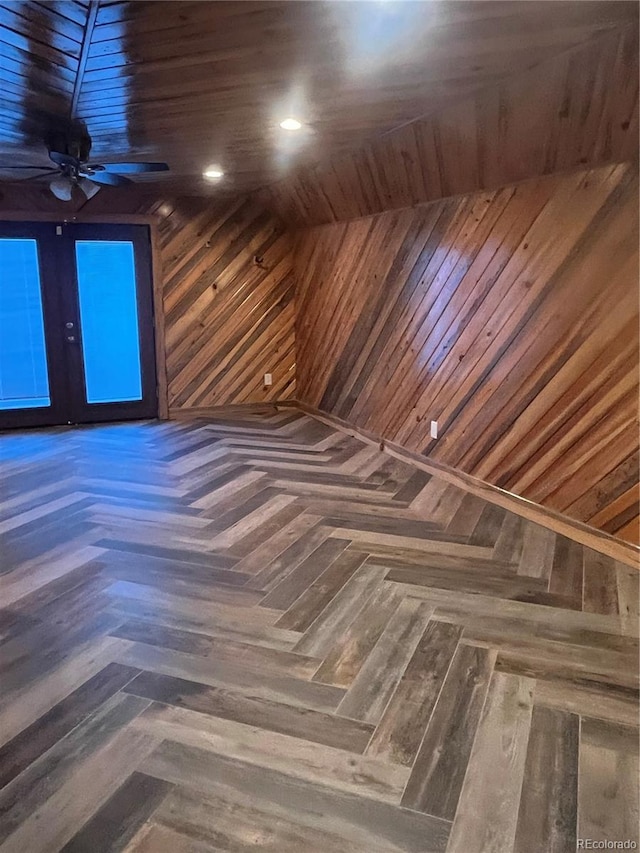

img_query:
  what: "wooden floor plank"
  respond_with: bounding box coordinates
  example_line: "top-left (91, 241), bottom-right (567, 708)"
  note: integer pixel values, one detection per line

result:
top-left (513, 706), bottom-right (579, 853)
top-left (0, 663), bottom-right (140, 791)
top-left (366, 619), bottom-right (462, 766)
top-left (59, 772), bottom-right (172, 853)
top-left (123, 670), bottom-right (371, 752)
top-left (534, 679), bottom-right (639, 727)
top-left (337, 598), bottom-right (433, 723)
top-left (312, 583), bottom-right (404, 687)
top-left (260, 537), bottom-right (351, 610)
top-left (401, 643), bottom-right (495, 818)
top-left (0, 727), bottom-right (160, 853)
top-left (275, 549), bottom-right (367, 632)
top-left (293, 563), bottom-right (389, 657)
top-left (578, 718), bottom-right (640, 846)
top-left (445, 672), bottom-right (534, 853)
top-left (0, 636), bottom-right (134, 748)
top-left (110, 620), bottom-right (320, 679)
top-left (141, 740), bottom-right (451, 853)
top-left (0, 412), bottom-right (636, 851)
top-left (153, 784), bottom-right (380, 853)
top-left (0, 693), bottom-right (151, 846)
top-left (115, 640), bottom-right (343, 710)
top-left (131, 702), bottom-right (409, 803)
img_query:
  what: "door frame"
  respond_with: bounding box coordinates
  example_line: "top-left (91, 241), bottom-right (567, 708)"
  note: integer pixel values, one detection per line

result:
top-left (0, 212), bottom-right (168, 421)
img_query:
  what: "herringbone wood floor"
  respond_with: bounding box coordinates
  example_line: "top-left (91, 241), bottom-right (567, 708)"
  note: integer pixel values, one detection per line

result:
top-left (0, 409), bottom-right (638, 853)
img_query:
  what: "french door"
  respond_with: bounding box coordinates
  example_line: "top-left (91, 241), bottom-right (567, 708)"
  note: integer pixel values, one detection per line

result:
top-left (0, 222), bottom-right (158, 429)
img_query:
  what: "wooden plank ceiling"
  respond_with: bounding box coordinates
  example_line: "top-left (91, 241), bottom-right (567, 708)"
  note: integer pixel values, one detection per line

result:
top-left (0, 0), bottom-right (637, 194)
top-left (263, 25), bottom-right (639, 227)
top-left (0, 0), bottom-right (90, 145)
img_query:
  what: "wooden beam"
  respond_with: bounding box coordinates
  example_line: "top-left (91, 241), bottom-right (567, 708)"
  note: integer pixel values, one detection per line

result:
top-left (70, 0), bottom-right (99, 119)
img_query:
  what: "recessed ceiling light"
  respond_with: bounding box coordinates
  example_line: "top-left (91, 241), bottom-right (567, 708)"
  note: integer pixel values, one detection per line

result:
top-left (204, 167), bottom-right (224, 180)
top-left (279, 118), bottom-right (302, 131)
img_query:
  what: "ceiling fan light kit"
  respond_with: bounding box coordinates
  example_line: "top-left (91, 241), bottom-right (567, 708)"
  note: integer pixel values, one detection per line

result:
top-left (49, 176), bottom-right (74, 201)
top-left (78, 177), bottom-right (101, 200)
top-left (1, 122), bottom-right (170, 202)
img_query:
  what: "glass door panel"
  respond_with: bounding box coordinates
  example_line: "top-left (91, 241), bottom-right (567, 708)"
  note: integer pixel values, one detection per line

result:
top-left (75, 240), bottom-right (143, 405)
top-left (0, 238), bottom-right (50, 411)
top-left (0, 223), bottom-right (67, 430)
top-left (63, 223), bottom-right (157, 425)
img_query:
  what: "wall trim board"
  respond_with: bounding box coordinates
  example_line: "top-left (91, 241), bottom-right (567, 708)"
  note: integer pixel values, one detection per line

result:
top-left (0, 212), bottom-right (158, 224)
top-left (168, 402), bottom-right (282, 419)
top-left (279, 400), bottom-right (639, 569)
top-left (149, 225), bottom-right (169, 419)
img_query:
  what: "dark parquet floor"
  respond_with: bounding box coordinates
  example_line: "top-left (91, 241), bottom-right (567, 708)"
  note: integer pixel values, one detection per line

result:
top-left (0, 409), bottom-right (638, 852)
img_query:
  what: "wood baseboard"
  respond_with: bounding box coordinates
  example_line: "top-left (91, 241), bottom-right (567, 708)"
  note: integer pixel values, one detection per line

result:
top-left (285, 400), bottom-right (639, 569)
top-left (168, 402), bottom-right (284, 419)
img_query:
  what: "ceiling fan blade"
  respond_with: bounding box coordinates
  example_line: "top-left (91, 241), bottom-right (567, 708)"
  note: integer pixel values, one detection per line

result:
top-left (12, 173), bottom-right (57, 183)
top-left (0, 165), bottom-right (57, 171)
top-left (49, 151), bottom-right (79, 168)
top-left (92, 162), bottom-right (169, 174)
top-left (81, 171), bottom-right (132, 187)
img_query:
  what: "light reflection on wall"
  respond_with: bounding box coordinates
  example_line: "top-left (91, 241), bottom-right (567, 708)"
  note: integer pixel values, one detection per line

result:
top-left (378, 222), bottom-right (494, 381)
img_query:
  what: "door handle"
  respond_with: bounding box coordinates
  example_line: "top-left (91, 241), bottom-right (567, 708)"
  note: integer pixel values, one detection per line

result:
top-left (65, 321), bottom-right (78, 343)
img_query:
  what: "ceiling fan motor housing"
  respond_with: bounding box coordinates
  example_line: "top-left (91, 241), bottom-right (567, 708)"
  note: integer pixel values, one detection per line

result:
top-left (45, 119), bottom-right (92, 163)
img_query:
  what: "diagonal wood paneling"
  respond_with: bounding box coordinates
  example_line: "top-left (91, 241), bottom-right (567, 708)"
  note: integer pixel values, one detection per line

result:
top-left (294, 163), bottom-right (639, 544)
top-left (154, 196), bottom-right (296, 409)
top-left (262, 26), bottom-right (639, 226)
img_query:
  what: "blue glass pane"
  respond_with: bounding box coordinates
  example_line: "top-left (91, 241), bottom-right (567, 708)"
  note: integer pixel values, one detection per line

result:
top-left (0, 239), bottom-right (50, 411)
top-left (76, 241), bottom-right (143, 404)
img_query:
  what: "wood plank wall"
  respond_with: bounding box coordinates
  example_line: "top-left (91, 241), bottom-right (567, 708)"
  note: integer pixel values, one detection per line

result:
top-left (0, 187), bottom-right (296, 410)
top-left (149, 195), bottom-right (296, 410)
top-left (294, 163), bottom-right (639, 544)
top-left (262, 26), bottom-right (639, 227)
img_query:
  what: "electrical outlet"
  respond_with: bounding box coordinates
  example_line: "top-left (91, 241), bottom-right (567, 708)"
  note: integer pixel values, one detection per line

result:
top-left (264, 373), bottom-right (273, 386)
top-left (430, 420), bottom-right (438, 439)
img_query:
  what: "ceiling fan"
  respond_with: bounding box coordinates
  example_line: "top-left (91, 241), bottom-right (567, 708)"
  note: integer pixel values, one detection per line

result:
top-left (0, 121), bottom-right (169, 201)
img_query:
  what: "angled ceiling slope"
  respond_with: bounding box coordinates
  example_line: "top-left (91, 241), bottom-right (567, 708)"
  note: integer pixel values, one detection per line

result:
top-left (0, 0), bottom-right (637, 198)
top-left (261, 22), bottom-right (639, 226)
